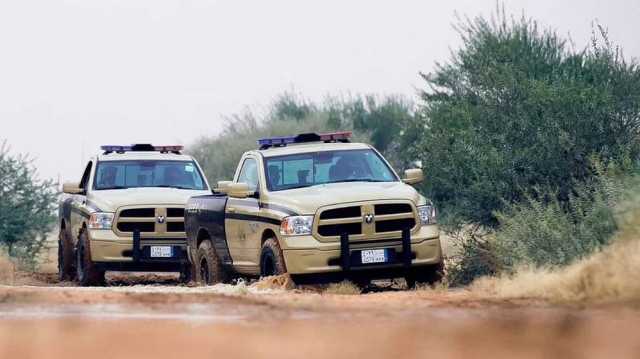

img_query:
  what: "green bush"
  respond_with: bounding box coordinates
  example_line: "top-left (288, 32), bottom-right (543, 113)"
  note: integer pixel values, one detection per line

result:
top-left (0, 141), bottom-right (57, 267)
top-left (410, 10), bottom-right (640, 228)
top-left (494, 170), bottom-right (628, 271)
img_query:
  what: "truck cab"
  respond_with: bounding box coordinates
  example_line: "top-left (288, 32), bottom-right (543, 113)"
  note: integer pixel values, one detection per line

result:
top-left (58, 144), bottom-right (211, 285)
top-left (185, 132), bottom-right (443, 287)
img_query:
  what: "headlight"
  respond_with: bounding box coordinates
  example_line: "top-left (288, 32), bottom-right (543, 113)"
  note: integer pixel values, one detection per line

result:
top-left (417, 205), bottom-right (437, 225)
top-left (280, 216), bottom-right (313, 236)
top-left (88, 212), bottom-right (114, 229)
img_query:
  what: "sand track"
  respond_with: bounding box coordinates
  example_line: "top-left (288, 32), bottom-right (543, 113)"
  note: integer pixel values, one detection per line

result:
top-left (1, 280), bottom-right (639, 359)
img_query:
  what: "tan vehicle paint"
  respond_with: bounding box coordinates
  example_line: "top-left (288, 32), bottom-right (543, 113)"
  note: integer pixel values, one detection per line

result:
top-left (59, 147), bottom-right (211, 285)
top-left (186, 136), bottom-right (443, 284)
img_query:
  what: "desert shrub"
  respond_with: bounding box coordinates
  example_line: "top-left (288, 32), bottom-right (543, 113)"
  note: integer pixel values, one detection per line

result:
top-left (0, 141), bottom-right (57, 267)
top-left (472, 180), bottom-right (640, 302)
top-left (494, 169), bottom-right (629, 270)
top-left (410, 8), bottom-right (640, 228)
top-left (445, 226), bottom-right (499, 286)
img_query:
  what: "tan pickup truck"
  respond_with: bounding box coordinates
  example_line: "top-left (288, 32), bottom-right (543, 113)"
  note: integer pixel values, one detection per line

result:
top-left (185, 132), bottom-right (443, 287)
top-left (59, 144), bottom-right (211, 285)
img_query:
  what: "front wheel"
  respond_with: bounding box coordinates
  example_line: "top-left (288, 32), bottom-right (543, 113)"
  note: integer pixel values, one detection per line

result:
top-left (76, 230), bottom-right (105, 286)
top-left (405, 262), bottom-right (445, 289)
top-left (259, 238), bottom-right (287, 277)
top-left (58, 227), bottom-right (75, 281)
top-left (195, 240), bottom-right (225, 285)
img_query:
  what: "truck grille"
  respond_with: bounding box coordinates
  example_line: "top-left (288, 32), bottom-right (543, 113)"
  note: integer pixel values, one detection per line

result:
top-left (315, 201), bottom-right (417, 241)
top-left (114, 206), bottom-right (186, 237)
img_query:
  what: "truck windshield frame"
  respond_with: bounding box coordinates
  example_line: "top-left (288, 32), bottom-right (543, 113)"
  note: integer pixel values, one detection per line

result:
top-left (93, 160), bottom-right (207, 191)
top-left (263, 149), bottom-right (399, 192)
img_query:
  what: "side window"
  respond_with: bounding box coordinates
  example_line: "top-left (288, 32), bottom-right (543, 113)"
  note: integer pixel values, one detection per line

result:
top-left (79, 161), bottom-right (92, 191)
top-left (237, 158), bottom-right (259, 192)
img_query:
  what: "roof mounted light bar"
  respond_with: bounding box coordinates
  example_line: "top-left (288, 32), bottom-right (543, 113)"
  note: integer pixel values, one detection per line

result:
top-left (257, 131), bottom-right (352, 150)
top-left (101, 144), bottom-right (184, 154)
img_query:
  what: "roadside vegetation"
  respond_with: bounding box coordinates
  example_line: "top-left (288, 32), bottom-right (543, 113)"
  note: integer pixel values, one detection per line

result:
top-left (0, 141), bottom-right (57, 268)
top-left (472, 179), bottom-right (640, 302)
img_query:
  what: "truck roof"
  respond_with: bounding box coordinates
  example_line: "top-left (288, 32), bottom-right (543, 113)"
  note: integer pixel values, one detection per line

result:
top-left (257, 141), bottom-right (372, 158)
top-left (97, 152), bottom-right (196, 162)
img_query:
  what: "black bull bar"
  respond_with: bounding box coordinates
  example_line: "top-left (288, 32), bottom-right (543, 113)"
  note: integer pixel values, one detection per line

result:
top-left (339, 228), bottom-right (412, 272)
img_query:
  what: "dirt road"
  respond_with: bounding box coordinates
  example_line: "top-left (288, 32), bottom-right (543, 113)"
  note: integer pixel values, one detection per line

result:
top-left (1, 276), bottom-right (639, 359)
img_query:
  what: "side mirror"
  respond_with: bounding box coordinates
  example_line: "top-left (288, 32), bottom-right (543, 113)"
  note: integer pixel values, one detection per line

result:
top-left (62, 182), bottom-right (84, 194)
top-left (402, 169), bottom-right (424, 185)
top-left (216, 181), bottom-right (233, 193)
top-left (227, 182), bottom-right (252, 199)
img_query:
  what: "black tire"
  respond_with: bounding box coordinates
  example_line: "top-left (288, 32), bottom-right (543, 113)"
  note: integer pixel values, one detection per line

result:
top-left (58, 226), bottom-right (75, 281)
top-left (195, 240), bottom-right (224, 285)
top-left (179, 263), bottom-right (194, 284)
top-left (76, 230), bottom-right (106, 286)
top-left (405, 261), bottom-right (444, 289)
top-left (259, 238), bottom-right (287, 277)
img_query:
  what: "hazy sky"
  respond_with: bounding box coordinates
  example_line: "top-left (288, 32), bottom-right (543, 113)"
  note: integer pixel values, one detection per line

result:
top-left (1, 0), bottom-right (639, 182)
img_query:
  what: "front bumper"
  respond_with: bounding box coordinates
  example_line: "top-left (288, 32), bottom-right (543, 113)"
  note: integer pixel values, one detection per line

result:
top-left (88, 229), bottom-right (188, 271)
top-left (281, 224), bottom-right (442, 275)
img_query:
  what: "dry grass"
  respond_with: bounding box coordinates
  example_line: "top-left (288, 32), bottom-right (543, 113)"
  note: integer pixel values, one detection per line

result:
top-left (251, 274), bottom-right (297, 291)
top-left (323, 280), bottom-right (361, 295)
top-left (472, 203), bottom-right (640, 303)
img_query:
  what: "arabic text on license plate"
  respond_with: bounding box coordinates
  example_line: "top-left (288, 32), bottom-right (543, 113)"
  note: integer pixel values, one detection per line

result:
top-left (361, 249), bottom-right (387, 264)
top-left (150, 246), bottom-right (172, 258)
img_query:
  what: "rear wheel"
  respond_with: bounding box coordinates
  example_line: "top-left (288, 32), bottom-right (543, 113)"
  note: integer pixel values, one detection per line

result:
top-left (58, 226), bottom-right (74, 281)
top-left (195, 240), bottom-right (224, 285)
top-left (405, 262), bottom-right (444, 289)
top-left (76, 230), bottom-right (105, 286)
top-left (259, 238), bottom-right (287, 277)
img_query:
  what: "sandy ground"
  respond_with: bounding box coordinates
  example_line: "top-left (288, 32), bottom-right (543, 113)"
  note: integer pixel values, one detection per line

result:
top-left (1, 273), bottom-right (639, 359)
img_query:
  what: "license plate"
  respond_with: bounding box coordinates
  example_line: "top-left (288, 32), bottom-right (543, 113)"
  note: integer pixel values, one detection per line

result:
top-left (150, 246), bottom-right (173, 258)
top-left (361, 249), bottom-right (387, 264)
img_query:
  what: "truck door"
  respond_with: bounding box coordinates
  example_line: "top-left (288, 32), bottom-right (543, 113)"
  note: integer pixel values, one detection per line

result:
top-left (226, 157), bottom-right (262, 271)
top-left (70, 161), bottom-right (92, 242)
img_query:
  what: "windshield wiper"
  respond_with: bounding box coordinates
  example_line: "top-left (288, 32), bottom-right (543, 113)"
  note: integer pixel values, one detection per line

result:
top-left (99, 186), bottom-right (129, 190)
top-left (155, 185), bottom-right (194, 190)
top-left (329, 178), bottom-right (388, 184)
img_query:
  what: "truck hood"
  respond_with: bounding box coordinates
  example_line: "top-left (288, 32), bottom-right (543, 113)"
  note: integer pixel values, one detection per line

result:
top-left (88, 188), bottom-right (211, 212)
top-left (266, 181), bottom-right (426, 215)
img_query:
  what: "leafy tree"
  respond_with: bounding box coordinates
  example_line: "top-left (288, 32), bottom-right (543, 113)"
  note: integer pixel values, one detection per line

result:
top-left (411, 10), bottom-right (640, 228)
top-left (0, 141), bottom-right (58, 266)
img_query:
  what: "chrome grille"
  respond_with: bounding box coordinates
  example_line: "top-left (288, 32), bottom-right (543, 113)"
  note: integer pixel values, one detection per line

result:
top-left (315, 201), bottom-right (417, 241)
top-left (114, 206), bottom-right (186, 237)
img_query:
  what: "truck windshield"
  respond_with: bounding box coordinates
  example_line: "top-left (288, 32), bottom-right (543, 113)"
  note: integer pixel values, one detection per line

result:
top-left (93, 160), bottom-right (207, 190)
top-left (264, 149), bottom-right (398, 191)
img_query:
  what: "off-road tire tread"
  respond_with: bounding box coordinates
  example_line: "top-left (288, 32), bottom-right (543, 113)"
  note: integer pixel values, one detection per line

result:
top-left (195, 240), bottom-right (225, 285)
top-left (260, 238), bottom-right (287, 277)
top-left (58, 227), bottom-right (74, 281)
top-left (406, 261), bottom-right (444, 288)
top-left (76, 230), bottom-right (106, 286)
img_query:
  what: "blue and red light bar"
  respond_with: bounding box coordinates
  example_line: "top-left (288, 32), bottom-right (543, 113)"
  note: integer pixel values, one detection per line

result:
top-left (101, 144), bottom-right (184, 154)
top-left (257, 131), bottom-right (352, 149)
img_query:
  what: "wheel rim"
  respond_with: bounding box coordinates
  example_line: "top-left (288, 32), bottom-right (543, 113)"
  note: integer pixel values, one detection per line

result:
top-left (200, 258), bottom-right (210, 284)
